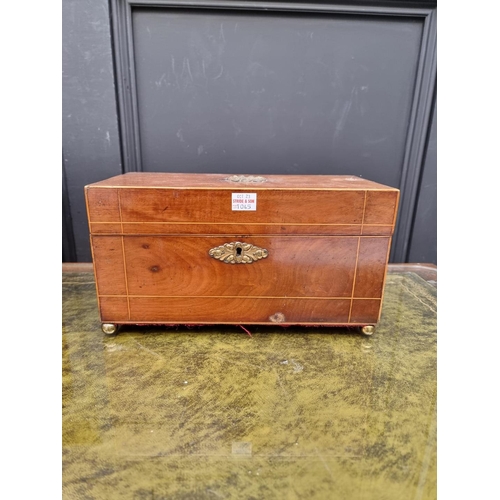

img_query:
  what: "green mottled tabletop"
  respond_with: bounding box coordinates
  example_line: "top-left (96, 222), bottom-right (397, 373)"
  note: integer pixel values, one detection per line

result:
top-left (62, 271), bottom-right (436, 500)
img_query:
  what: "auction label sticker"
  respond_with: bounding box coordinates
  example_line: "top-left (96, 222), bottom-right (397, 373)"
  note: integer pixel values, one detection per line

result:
top-left (232, 193), bottom-right (257, 211)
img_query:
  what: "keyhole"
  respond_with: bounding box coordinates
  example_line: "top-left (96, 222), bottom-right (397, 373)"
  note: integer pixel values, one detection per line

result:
top-left (236, 247), bottom-right (242, 256)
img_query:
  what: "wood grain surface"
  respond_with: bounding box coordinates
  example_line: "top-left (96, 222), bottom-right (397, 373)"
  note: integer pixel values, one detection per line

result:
top-left (63, 262), bottom-right (437, 283)
top-left (85, 172), bottom-right (398, 190)
top-left (85, 173), bottom-right (399, 326)
top-left (87, 187), bottom-right (397, 231)
top-left (127, 297), bottom-right (353, 325)
top-left (89, 222), bottom-right (395, 236)
top-left (121, 236), bottom-right (360, 298)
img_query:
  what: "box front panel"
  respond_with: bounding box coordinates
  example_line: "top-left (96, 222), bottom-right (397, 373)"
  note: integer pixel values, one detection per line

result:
top-left (128, 297), bottom-right (352, 324)
top-left (123, 236), bottom-right (359, 298)
top-left (91, 234), bottom-right (390, 325)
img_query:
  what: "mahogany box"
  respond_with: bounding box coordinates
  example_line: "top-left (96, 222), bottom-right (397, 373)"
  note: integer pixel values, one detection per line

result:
top-left (85, 173), bottom-right (399, 335)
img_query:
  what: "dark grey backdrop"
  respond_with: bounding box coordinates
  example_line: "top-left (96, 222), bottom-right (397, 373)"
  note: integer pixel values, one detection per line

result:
top-left (63, 0), bottom-right (437, 264)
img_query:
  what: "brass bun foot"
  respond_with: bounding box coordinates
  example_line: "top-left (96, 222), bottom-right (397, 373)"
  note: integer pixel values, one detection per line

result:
top-left (361, 325), bottom-right (375, 336)
top-left (101, 323), bottom-right (118, 335)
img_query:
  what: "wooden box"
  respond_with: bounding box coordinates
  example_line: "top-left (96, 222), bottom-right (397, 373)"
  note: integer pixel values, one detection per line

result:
top-left (85, 173), bottom-right (399, 335)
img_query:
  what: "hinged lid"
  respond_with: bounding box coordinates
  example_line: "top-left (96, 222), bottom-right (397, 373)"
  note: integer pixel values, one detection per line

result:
top-left (85, 173), bottom-right (399, 236)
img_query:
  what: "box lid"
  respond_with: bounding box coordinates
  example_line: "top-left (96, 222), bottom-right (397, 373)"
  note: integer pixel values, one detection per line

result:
top-left (85, 173), bottom-right (399, 236)
top-left (86, 172), bottom-right (395, 190)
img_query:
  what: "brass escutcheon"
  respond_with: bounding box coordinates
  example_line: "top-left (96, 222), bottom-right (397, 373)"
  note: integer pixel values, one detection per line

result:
top-left (209, 241), bottom-right (269, 264)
